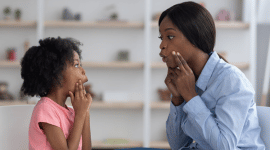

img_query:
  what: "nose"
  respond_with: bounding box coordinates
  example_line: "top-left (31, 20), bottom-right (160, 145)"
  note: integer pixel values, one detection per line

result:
top-left (159, 39), bottom-right (167, 50)
top-left (82, 67), bottom-right (86, 75)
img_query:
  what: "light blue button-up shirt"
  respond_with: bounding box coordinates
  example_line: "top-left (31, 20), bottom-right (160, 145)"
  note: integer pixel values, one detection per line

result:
top-left (166, 51), bottom-right (265, 150)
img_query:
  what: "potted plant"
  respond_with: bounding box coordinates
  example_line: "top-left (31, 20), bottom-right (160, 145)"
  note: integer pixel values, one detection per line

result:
top-left (3, 7), bottom-right (11, 20)
top-left (15, 9), bottom-right (22, 21)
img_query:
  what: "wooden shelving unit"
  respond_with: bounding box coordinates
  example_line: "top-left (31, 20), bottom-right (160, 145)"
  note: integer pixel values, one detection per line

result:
top-left (0, 100), bottom-right (171, 110)
top-left (151, 62), bottom-right (250, 70)
top-left (151, 102), bottom-right (170, 109)
top-left (150, 141), bottom-right (170, 149)
top-left (92, 140), bottom-right (143, 149)
top-left (0, 61), bottom-right (144, 69)
top-left (151, 21), bottom-right (249, 29)
top-left (45, 20), bottom-right (144, 28)
top-left (0, 20), bottom-right (36, 28)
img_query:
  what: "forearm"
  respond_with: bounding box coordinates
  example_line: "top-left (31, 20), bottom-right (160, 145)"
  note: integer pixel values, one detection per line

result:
top-left (82, 111), bottom-right (92, 150)
top-left (166, 101), bottom-right (192, 150)
top-left (67, 113), bottom-right (86, 150)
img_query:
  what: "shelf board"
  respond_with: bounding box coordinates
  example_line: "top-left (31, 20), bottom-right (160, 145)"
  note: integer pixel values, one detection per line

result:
top-left (66, 101), bottom-right (143, 109)
top-left (151, 62), bottom-right (250, 70)
top-left (151, 102), bottom-right (170, 109)
top-left (45, 20), bottom-right (144, 28)
top-left (152, 21), bottom-right (249, 29)
top-left (215, 21), bottom-right (249, 29)
top-left (92, 140), bottom-right (142, 148)
top-left (150, 141), bottom-right (170, 149)
top-left (82, 61), bottom-right (144, 69)
top-left (0, 100), bottom-right (34, 106)
top-left (0, 61), bottom-right (20, 68)
top-left (0, 20), bottom-right (36, 28)
top-left (0, 100), bottom-right (143, 109)
top-left (0, 61), bottom-right (144, 69)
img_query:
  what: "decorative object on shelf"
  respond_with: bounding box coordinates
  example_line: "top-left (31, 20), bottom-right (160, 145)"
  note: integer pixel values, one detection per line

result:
top-left (117, 50), bottom-right (129, 61)
top-left (74, 13), bottom-right (81, 21)
top-left (99, 4), bottom-right (123, 22)
top-left (110, 12), bottom-right (118, 21)
top-left (6, 48), bottom-right (17, 61)
top-left (152, 12), bottom-right (161, 21)
top-left (62, 8), bottom-right (73, 20)
top-left (84, 84), bottom-right (96, 99)
top-left (103, 138), bottom-right (130, 144)
top-left (24, 40), bottom-right (30, 53)
top-left (216, 9), bottom-right (231, 21)
top-left (14, 9), bottom-right (22, 21)
top-left (0, 82), bottom-right (14, 100)
top-left (158, 88), bottom-right (171, 101)
top-left (3, 7), bottom-right (11, 20)
top-left (199, 2), bottom-right (205, 7)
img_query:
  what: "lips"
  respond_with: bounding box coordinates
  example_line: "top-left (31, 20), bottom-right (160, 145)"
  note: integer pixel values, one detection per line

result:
top-left (162, 57), bottom-right (167, 63)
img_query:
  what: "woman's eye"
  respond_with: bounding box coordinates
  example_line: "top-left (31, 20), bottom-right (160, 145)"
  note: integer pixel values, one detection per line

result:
top-left (75, 64), bottom-right (79, 68)
top-left (158, 36), bottom-right (163, 40)
top-left (168, 36), bottom-right (174, 40)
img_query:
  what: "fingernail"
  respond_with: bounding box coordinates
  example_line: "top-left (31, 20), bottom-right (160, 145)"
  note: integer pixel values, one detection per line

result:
top-left (177, 52), bottom-right (180, 55)
top-left (172, 51), bottom-right (175, 55)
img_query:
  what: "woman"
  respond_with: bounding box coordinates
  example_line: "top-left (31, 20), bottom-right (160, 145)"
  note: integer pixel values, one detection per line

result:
top-left (159, 2), bottom-right (265, 150)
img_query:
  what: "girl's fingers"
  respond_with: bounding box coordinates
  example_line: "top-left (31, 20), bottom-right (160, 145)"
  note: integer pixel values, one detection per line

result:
top-left (79, 80), bottom-right (84, 99)
top-left (69, 91), bottom-right (74, 102)
top-left (75, 82), bottom-right (80, 100)
top-left (83, 85), bottom-right (86, 95)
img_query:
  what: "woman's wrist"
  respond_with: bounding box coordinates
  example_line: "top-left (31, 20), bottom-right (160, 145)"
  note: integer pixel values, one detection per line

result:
top-left (171, 96), bottom-right (184, 106)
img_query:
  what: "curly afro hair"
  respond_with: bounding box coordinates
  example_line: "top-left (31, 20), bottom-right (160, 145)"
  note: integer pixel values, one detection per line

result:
top-left (20, 37), bottom-right (82, 97)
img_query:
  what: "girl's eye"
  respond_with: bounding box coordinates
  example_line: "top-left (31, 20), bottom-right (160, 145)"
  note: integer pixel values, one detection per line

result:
top-left (75, 64), bottom-right (79, 68)
top-left (168, 36), bottom-right (174, 40)
top-left (158, 36), bottom-right (163, 40)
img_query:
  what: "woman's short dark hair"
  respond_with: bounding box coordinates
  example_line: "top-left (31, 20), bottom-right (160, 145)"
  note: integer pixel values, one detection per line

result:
top-left (159, 1), bottom-right (215, 54)
top-left (20, 37), bottom-right (82, 97)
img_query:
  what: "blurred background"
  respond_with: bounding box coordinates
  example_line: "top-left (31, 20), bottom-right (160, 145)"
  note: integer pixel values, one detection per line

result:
top-left (0, 0), bottom-right (269, 149)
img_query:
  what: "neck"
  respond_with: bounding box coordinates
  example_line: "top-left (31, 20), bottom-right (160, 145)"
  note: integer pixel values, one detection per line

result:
top-left (46, 88), bottom-right (67, 108)
top-left (187, 48), bottom-right (210, 81)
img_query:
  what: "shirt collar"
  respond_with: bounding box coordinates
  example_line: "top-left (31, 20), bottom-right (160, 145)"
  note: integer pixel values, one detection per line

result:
top-left (196, 51), bottom-right (219, 91)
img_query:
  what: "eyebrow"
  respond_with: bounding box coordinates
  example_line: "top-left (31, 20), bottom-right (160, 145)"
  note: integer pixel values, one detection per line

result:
top-left (159, 27), bottom-right (176, 33)
top-left (74, 59), bottom-right (80, 62)
top-left (165, 28), bottom-right (176, 31)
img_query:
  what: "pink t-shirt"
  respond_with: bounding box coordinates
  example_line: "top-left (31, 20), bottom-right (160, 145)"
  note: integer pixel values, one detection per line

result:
top-left (29, 97), bottom-right (82, 150)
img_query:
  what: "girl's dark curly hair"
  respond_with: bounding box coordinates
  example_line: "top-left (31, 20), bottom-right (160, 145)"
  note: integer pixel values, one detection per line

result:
top-left (20, 37), bottom-right (82, 97)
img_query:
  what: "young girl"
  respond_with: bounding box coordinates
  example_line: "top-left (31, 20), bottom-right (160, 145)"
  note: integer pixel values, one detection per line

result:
top-left (21, 37), bottom-right (92, 150)
top-left (159, 2), bottom-right (265, 150)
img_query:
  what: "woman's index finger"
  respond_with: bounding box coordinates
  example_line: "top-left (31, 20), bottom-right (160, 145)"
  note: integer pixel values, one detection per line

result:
top-left (173, 51), bottom-right (185, 72)
top-left (177, 52), bottom-right (192, 73)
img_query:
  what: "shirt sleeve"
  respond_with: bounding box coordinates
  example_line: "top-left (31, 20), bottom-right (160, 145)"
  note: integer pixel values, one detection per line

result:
top-left (166, 101), bottom-right (193, 150)
top-left (183, 71), bottom-right (253, 150)
top-left (35, 103), bottom-right (61, 128)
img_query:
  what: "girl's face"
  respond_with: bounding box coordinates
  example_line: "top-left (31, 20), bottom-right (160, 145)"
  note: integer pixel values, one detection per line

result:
top-left (159, 16), bottom-right (193, 69)
top-left (62, 51), bottom-right (88, 94)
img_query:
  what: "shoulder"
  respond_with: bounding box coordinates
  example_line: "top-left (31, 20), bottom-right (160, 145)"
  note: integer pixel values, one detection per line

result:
top-left (210, 59), bottom-right (254, 96)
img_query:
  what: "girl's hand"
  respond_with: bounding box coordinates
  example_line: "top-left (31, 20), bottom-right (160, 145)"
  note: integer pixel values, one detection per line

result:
top-left (172, 51), bottom-right (197, 102)
top-left (69, 80), bottom-right (92, 116)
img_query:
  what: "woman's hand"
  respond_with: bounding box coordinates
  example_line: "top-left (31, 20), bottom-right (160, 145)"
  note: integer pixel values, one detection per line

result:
top-left (172, 51), bottom-right (197, 102)
top-left (165, 67), bottom-right (185, 106)
top-left (69, 80), bottom-right (92, 116)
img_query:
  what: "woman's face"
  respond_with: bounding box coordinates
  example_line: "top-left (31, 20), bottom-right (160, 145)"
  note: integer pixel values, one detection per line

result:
top-left (62, 51), bottom-right (88, 93)
top-left (159, 16), bottom-right (193, 69)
